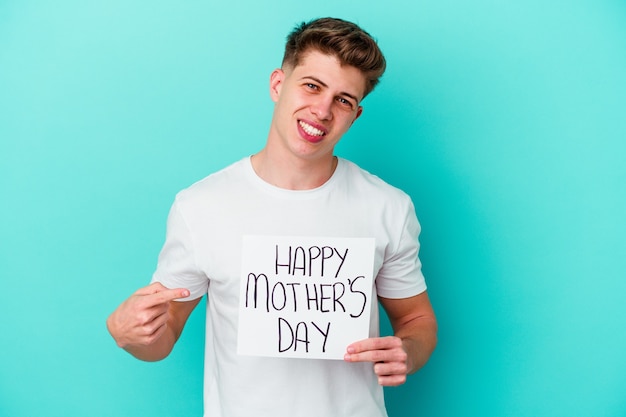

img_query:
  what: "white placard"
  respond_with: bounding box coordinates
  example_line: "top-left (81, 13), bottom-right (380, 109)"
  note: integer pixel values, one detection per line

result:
top-left (237, 235), bottom-right (375, 360)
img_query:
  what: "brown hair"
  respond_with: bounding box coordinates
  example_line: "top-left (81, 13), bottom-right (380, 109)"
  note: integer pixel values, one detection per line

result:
top-left (282, 17), bottom-right (386, 98)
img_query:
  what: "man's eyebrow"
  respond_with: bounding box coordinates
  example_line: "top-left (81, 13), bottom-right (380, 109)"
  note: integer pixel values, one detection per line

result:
top-left (300, 76), bottom-right (361, 103)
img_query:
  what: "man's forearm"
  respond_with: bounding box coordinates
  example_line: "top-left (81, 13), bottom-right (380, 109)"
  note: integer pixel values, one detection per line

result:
top-left (397, 317), bottom-right (438, 374)
top-left (106, 314), bottom-right (177, 362)
top-left (122, 331), bottom-right (177, 362)
top-left (106, 288), bottom-right (200, 362)
top-left (380, 292), bottom-right (438, 374)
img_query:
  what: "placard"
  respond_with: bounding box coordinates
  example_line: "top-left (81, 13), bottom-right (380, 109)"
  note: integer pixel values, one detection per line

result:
top-left (237, 235), bottom-right (375, 360)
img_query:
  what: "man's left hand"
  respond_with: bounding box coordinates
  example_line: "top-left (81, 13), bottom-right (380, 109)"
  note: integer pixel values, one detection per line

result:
top-left (344, 336), bottom-right (409, 386)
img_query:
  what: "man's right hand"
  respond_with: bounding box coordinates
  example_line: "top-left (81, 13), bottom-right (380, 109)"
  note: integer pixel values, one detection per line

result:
top-left (106, 282), bottom-right (190, 349)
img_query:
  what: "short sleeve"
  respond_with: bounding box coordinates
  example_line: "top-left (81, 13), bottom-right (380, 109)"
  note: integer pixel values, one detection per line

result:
top-left (151, 198), bottom-right (208, 300)
top-left (375, 199), bottom-right (427, 299)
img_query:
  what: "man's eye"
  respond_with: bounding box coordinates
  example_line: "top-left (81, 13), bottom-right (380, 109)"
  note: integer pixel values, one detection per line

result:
top-left (337, 97), bottom-right (353, 108)
top-left (306, 83), bottom-right (318, 90)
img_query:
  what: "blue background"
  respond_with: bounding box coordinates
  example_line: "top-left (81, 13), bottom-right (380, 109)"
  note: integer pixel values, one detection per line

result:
top-left (1, 1), bottom-right (625, 416)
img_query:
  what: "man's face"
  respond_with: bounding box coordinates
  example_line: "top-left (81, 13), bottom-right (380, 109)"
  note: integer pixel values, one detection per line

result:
top-left (267, 49), bottom-right (366, 163)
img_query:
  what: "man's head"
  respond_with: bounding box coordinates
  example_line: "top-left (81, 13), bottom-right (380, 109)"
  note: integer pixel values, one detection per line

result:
top-left (282, 17), bottom-right (386, 98)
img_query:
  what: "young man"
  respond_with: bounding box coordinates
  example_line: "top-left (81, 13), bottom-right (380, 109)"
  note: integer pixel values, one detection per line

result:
top-left (107, 17), bottom-right (437, 416)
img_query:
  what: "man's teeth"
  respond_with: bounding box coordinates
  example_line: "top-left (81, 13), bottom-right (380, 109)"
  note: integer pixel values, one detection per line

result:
top-left (299, 121), bottom-right (325, 136)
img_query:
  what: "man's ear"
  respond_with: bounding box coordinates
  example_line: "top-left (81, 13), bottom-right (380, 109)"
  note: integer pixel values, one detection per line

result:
top-left (269, 69), bottom-right (285, 103)
top-left (351, 106), bottom-right (364, 126)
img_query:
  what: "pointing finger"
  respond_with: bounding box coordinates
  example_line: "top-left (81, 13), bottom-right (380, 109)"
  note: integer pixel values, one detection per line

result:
top-left (150, 288), bottom-right (191, 305)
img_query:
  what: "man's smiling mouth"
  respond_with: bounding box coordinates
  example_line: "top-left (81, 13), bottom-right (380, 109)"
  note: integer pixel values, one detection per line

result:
top-left (299, 120), bottom-right (326, 137)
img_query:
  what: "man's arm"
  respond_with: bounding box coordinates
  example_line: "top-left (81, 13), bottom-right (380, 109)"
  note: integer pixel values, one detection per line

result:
top-left (106, 282), bottom-right (201, 362)
top-left (344, 291), bottom-right (437, 386)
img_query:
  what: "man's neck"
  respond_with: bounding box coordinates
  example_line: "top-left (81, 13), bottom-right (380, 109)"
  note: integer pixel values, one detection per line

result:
top-left (250, 149), bottom-right (338, 191)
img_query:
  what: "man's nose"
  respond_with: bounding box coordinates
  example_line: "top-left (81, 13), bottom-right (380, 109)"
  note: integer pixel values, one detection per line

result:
top-left (310, 95), bottom-right (333, 121)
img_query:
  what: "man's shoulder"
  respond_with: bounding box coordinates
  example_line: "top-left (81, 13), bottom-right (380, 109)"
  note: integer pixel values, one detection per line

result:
top-left (340, 158), bottom-right (412, 204)
top-left (175, 157), bottom-right (249, 202)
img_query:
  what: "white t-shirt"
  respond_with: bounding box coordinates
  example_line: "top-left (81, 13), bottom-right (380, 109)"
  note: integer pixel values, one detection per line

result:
top-left (152, 157), bottom-right (427, 417)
